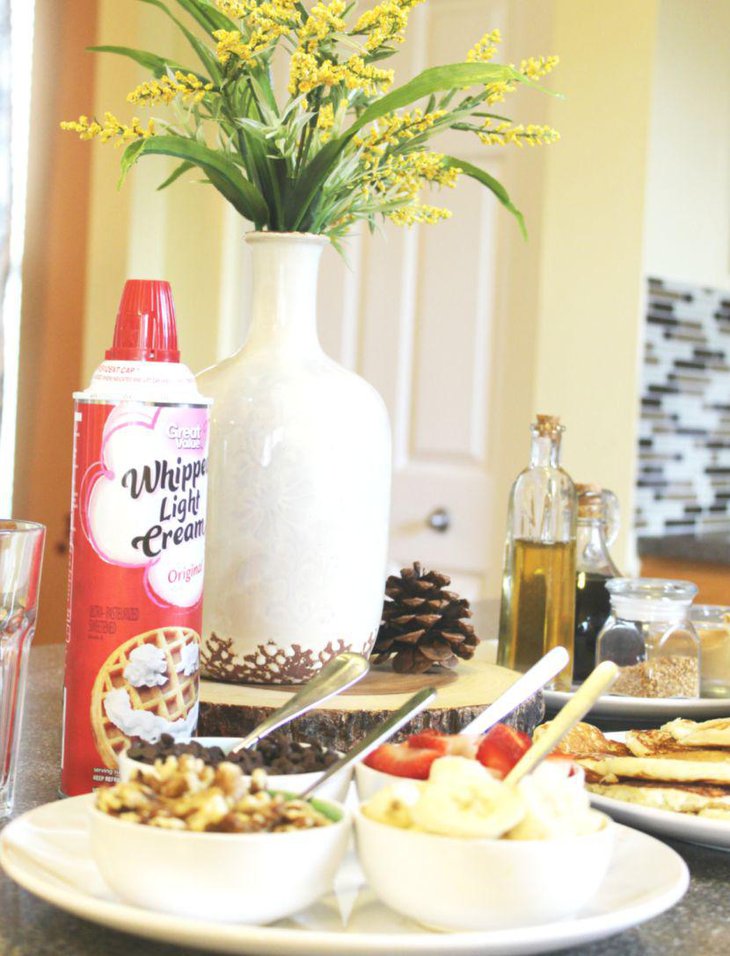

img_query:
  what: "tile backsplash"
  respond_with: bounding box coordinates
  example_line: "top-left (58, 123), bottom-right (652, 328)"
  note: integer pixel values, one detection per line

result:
top-left (636, 277), bottom-right (730, 538)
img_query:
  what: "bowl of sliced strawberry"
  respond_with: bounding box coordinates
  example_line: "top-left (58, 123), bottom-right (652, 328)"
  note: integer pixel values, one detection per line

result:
top-left (356, 724), bottom-right (582, 800)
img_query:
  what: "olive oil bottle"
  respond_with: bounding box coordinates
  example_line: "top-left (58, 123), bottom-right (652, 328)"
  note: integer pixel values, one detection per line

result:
top-left (497, 415), bottom-right (577, 691)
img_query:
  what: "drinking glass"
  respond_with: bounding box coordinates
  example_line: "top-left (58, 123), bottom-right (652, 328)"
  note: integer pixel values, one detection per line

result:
top-left (0, 520), bottom-right (45, 819)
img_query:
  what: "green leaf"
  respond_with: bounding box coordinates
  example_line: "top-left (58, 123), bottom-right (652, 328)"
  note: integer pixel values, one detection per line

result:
top-left (288, 62), bottom-right (526, 229)
top-left (89, 45), bottom-right (192, 77)
top-left (350, 63), bottom-right (524, 136)
top-left (238, 124), bottom-right (281, 227)
top-left (117, 139), bottom-right (147, 188)
top-left (443, 156), bottom-right (527, 239)
top-left (156, 160), bottom-right (195, 190)
top-left (136, 0), bottom-right (222, 83)
top-left (171, 0), bottom-right (238, 34)
top-left (119, 135), bottom-right (269, 225)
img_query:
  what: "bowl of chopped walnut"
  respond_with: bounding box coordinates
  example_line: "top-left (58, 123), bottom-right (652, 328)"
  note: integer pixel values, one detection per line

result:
top-left (119, 733), bottom-right (351, 803)
top-left (91, 755), bottom-right (350, 923)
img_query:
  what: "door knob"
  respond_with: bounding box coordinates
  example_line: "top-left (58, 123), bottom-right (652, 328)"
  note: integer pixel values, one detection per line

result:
top-left (426, 507), bottom-right (451, 533)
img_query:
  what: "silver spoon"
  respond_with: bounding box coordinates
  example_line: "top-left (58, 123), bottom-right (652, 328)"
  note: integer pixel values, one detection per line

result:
top-left (460, 646), bottom-right (570, 736)
top-left (505, 661), bottom-right (619, 786)
top-left (300, 686), bottom-right (437, 799)
top-left (228, 652), bottom-right (370, 755)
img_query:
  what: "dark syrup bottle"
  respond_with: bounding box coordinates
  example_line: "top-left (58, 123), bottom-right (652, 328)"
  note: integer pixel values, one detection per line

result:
top-left (573, 485), bottom-right (621, 683)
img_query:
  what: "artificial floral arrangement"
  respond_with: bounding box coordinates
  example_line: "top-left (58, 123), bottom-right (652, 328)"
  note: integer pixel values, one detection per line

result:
top-left (62, 0), bottom-right (559, 246)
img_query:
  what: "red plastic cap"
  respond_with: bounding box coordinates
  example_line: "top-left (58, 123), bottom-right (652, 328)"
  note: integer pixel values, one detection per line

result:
top-left (106, 279), bottom-right (181, 363)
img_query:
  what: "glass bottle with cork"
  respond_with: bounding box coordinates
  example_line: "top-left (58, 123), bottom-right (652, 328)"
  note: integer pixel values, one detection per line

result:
top-left (497, 414), bottom-right (577, 691)
top-left (573, 485), bottom-right (622, 683)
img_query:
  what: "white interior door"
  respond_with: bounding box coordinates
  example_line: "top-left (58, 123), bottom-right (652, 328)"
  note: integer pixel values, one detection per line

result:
top-left (317, 0), bottom-right (512, 600)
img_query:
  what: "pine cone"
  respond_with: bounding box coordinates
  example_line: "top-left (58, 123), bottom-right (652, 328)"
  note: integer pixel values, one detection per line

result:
top-left (372, 562), bottom-right (480, 674)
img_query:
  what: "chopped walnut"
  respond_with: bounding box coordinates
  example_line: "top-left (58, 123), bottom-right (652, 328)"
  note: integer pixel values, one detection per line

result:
top-left (96, 755), bottom-right (333, 833)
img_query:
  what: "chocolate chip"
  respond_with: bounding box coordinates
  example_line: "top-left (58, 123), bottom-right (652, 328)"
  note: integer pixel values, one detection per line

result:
top-left (126, 731), bottom-right (340, 774)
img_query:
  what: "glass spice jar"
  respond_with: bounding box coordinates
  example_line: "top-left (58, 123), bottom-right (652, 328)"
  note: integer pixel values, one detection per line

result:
top-left (596, 579), bottom-right (700, 698)
top-left (690, 605), bottom-right (730, 699)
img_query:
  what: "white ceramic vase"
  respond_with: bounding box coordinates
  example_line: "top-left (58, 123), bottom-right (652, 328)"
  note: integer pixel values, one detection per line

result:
top-left (197, 233), bottom-right (391, 684)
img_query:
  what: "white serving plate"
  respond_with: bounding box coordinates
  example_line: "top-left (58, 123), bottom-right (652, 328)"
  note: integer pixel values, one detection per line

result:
top-left (0, 794), bottom-right (688, 955)
top-left (544, 690), bottom-right (730, 722)
top-left (587, 733), bottom-right (730, 852)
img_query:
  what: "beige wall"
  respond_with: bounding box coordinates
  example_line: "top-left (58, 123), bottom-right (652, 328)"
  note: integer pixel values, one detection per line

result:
top-left (644, 0), bottom-right (730, 289)
top-left (528, 0), bottom-right (659, 573)
top-left (83, 2), bottom-right (228, 384)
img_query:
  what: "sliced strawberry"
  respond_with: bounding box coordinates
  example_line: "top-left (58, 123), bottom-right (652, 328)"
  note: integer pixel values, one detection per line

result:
top-left (476, 724), bottom-right (531, 778)
top-left (363, 742), bottom-right (440, 779)
top-left (406, 730), bottom-right (450, 754)
top-left (407, 730), bottom-right (478, 758)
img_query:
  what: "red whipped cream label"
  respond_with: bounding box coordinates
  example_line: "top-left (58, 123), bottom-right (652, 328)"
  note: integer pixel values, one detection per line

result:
top-left (61, 400), bottom-right (209, 796)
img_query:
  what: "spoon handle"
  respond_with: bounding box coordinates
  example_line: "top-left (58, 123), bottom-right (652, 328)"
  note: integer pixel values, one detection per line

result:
top-left (299, 686), bottom-right (437, 799)
top-left (504, 661), bottom-right (619, 786)
top-left (460, 646), bottom-right (570, 736)
top-left (229, 652), bottom-right (370, 754)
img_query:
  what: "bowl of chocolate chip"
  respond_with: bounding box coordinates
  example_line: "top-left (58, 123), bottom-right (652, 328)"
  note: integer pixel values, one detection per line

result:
top-left (92, 756), bottom-right (350, 923)
top-left (119, 732), bottom-right (351, 802)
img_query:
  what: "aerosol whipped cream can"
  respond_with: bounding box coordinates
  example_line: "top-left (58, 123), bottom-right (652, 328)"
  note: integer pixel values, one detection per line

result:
top-left (61, 280), bottom-right (211, 796)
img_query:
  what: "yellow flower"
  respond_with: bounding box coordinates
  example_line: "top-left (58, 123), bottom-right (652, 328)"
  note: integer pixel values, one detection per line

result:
top-left (214, 25), bottom-right (287, 64)
top-left (353, 0), bottom-right (426, 53)
top-left (289, 51), bottom-right (393, 96)
top-left (60, 112), bottom-right (155, 145)
top-left (366, 108), bottom-right (445, 146)
top-left (317, 103), bottom-right (335, 130)
top-left (299, 1), bottom-right (347, 53)
top-left (213, 29), bottom-right (249, 64)
top-left (215, 0), bottom-right (254, 16)
top-left (127, 72), bottom-right (214, 107)
top-left (467, 28), bottom-right (502, 63)
top-left (364, 151), bottom-right (460, 213)
top-left (214, 2), bottom-right (300, 65)
top-left (387, 204), bottom-right (452, 226)
top-left (479, 120), bottom-right (560, 147)
top-left (520, 55), bottom-right (560, 80)
top-left (409, 152), bottom-right (460, 186)
top-left (356, 110), bottom-right (447, 170)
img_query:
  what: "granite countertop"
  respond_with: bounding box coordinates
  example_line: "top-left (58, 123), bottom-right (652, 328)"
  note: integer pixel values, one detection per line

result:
top-left (2, 644), bottom-right (730, 955)
top-left (638, 532), bottom-right (730, 566)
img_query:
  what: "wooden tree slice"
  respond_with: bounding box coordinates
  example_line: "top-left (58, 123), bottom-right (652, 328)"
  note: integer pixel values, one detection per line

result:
top-left (199, 657), bottom-right (544, 752)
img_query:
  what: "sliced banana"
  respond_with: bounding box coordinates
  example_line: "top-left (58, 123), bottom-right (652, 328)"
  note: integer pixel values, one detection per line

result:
top-left (428, 755), bottom-right (493, 788)
top-left (364, 780), bottom-right (422, 829)
top-left (508, 764), bottom-right (600, 840)
top-left (411, 775), bottom-right (525, 839)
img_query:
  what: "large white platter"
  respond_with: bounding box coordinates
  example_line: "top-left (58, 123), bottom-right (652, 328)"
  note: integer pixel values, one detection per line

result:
top-left (1, 794), bottom-right (688, 956)
top-left (590, 791), bottom-right (730, 852)
top-left (544, 690), bottom-right (730, 722)
top-left (587, 733), bottom-right (730, 852)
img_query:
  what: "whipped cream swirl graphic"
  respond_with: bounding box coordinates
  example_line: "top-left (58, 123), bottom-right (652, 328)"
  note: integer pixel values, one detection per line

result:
top-left (177, 641), bottom-right (200, 677)
top-left (123, 644), bottom-right (169, 688)
top-left (103, 688), bottom-right (198, 743)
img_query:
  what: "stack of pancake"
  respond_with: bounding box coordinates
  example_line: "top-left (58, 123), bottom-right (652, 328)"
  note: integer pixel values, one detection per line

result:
top-left (537, 719), bottom-right (730, 818)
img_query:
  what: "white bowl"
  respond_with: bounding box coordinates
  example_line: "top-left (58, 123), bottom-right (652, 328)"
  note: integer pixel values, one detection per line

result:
top-left (90, 797), bottom-right (350, 923)
top-left (119, 736), bottom-right (352, 803)
top-left (353, 806), bottom-right (614, 931)
top-left (355, 756), bottom-right (585, 801)
top-left (355, 760), bottom-right (407, 801)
